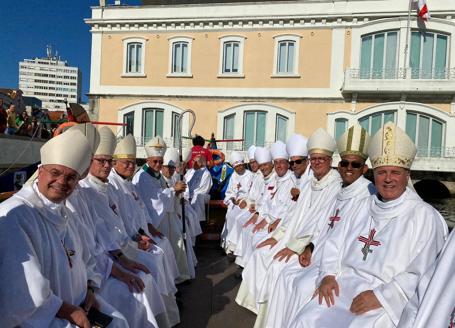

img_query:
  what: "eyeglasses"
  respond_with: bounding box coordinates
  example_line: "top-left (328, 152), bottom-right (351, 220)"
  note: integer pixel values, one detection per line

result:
top-left (117, 160), bottom-right (136, 167)
top-left (41, 166), bottom-right (79, 184)
top-left (310, 156), bottom-right (330, 163)
top-left (94, 158), bottom-right (113, 166)
top-left (339, 160), bottom-right (364, 169)
top-left (289, 158), bottom-right (307, 166)
top-left (150, 159), bottom-right (163, 164)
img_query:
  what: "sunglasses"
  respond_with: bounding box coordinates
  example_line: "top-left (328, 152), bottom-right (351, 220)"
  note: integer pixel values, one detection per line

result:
top-left (289, 158), bottom-right (307, 166)
top-left (151, 160), bottom-right (164, 164)
top-left (94, 158), bottom-right (113, 166)
top-left (339, 160), bottom-right (364, 169)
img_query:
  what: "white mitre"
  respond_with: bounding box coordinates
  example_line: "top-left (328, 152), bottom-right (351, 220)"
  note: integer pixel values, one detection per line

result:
top-left (337, 124), bottom-right (370, 160)
top-left (95, 126), bottom-right (116, 156)
top-left (41, 129), bottom-right (92, 176)
top-left (247, 145), bottom-right (257, 161)
top-left (68, 123), bottom-right (100, 154)
top-left (271, 141), bottom-right (289, 160)
top-left (286, 134), bottom-right (308, 157)
top-left (254, 147), bottom-right (272, 165)
top-left (164, 148), bottom-right (179, 167)
top-left (230, 151), bottom-right (245, 167)
top-left (114, 134), bottom-right (136, 159)
top-left (145, 136), bottom-right (167, 158)
top-left (307, 128), bottom-right (337, 156)
top-left (368, 122), bottom-right (417, 169)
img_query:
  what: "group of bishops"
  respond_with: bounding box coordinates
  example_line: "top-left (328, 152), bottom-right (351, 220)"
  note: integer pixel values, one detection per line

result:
top-left (0, 123), bottom-right (213, 328)
top-left (221, 123), bottom-right (453, 328)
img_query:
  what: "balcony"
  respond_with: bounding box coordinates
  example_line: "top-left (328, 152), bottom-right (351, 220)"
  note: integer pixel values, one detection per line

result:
top-left (342, 67), bottom-right (455, 98)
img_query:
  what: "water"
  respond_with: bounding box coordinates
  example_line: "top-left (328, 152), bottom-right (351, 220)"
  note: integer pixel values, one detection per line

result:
top-left (427, 197), bottom-right (455, 229)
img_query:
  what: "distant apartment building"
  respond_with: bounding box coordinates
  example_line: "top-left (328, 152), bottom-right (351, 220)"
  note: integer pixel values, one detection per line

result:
top-left (86, 0), bottom-right (455, 159)
top-left (18, 48), bottom-right (81, 111)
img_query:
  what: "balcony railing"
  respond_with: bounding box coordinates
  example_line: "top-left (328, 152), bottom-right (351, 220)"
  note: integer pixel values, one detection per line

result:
top-left (346, 67), bottom-right (455, 80)
top-left (415, 146), bottom-right (455, 158)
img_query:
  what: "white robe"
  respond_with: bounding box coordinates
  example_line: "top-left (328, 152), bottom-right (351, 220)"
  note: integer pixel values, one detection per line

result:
top-left (67, 187), bottom-right (162, 328)
top-left (261, 176), bottom-right (375, 328)
top-left (108, 168), bottom-right (181, 285)
top-left (0, 184), bottom-right (128, 328)
top-left (236, 169), bottom-right (342, 313)
top-left (290, 188), bottom-right (448, 328)
top-left (79, 175), bottom-right (180, 326)
top-left (221, 169), bottom-right (254, 252)
top-left (397, 229), bottom-right (454, 328)
top-left (184, 167), bottom-right (213, 222)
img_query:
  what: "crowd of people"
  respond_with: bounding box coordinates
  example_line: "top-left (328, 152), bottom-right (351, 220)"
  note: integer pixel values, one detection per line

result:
top-left (221, 123), bottom-right (453, 328)
top-left (0, 123), bottom-right (213, 327)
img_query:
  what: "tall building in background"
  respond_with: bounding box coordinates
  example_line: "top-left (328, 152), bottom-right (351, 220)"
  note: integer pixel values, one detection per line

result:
top-left (18, 46), bottom-right (81, 111)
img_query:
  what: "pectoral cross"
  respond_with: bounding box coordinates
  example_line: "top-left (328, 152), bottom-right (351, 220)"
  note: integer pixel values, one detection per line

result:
top-left (236, 182), bottom-right (241, 190)
top-left (358, 228), bottom-right (381, 261)
top-left (110, 202), bottom-right (118, 215)
top-left (61, 240), bottom-right (75, 268)
top-left (328, 209), bottom-right (340, 229)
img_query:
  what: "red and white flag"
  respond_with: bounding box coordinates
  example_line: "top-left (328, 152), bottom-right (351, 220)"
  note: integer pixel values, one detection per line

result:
top-left (416, 0), bottom-right (430, 21)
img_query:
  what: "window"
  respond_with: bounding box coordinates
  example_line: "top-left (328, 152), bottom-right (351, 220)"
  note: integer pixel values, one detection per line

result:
top-left (142, 108), bottom-right (164, 143)
top-left (169, 37), bottom-right (193, 76)
top-left (123, 112), bottom-right (134, 136)
top-left (122, 38), bottom-right (147, 76)
top-left (334, 118), bottom-right (348, 140)
top-left (219, 36), bottom-right (245, 76)
top-left (171, 112), bottom-right (180, 147)
top-left (273, 35), bottom-right (301, 76)
top-left (410, 31), bottom-right (448, 79)
top-left (406, 112), bottom-right (444, 157)
top-left (244, 111), bottom-right (266, 149)
top-left (358, 111), bottom-right (395, 136)
top-left (360, 31), bottom-right (398, 79)
top-left (223, 114), bottom-right (235, 150)
top-left (275, 114), bottom-right (288, 142)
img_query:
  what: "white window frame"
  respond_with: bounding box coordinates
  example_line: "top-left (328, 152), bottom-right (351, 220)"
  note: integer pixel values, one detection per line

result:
top-left (168, 36), bottom-right (193, 77)
top-left (218, 35), bottom-right (246, 77)
top-left (272, 34), bottom-right (301, 77)
top-left (122, 37), bottom-right (148, 77)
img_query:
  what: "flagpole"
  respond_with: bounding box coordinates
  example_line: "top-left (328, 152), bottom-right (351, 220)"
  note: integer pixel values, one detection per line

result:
top-left (404, 0), bottom-right (413, 79)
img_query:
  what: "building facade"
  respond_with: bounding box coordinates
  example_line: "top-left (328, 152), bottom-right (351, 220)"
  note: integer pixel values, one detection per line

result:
top-left (86, 0), bottom-right (455, 161)
top-left (18, 50), bottom-right (81, 111)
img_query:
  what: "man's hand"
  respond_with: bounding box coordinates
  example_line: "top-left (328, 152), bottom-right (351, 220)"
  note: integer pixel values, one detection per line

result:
top-left (257, 237), bottom-right (278, 249)
top-left (56, 302), bottom-right (90, 328)
top-left (239, 200), bottom-right (247, 209)
top-left (298, 245), bottom-right (312, 267)
top-left (137, 239), bottom-right (151, 251)
top-left (350, 290), bottom-right (382, 315)
top-left (248, 204), bottom-right (256, 213)
top-left (252, 219), bottom-right (267, 233)
top-left (243, 213), bottom-right (258, 228)
top-left (121, 271), bottom-right (146, 293)
top-left (174, 181), bottom-right (187, 194)
top-left (318, 275), bottom-right (339, 307)
top-left (119, 256), bottom-right (150, 274)
top-left (273, 247), bottom-right (296, 262)
top-left (291, 188), bottom-right (300, 201)
top-left (268, 219), bottom-right (281, 233)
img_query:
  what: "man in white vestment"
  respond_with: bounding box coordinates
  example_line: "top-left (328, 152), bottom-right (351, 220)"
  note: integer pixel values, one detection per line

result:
top-left (226, 145), bottom-right (263, 256)
top-left (286, 134), bottom-right (311, 201)
top-left (262, 125), bottom-right (375, 328)
top-left (290, 122), bottom-right (448, 328)
top-left (397, 228), bottom-right (455, 328)
top-left (221, 151), bottom-right (254, 253)
top-left (236, 128), bottom-right (342, 314)
top-left (0, 130), bottom-right (128, 328)
top-left (78, 128), bottom-right (180, 327)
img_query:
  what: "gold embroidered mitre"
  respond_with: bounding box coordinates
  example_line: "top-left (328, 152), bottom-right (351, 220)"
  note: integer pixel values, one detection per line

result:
top-left (337, 124), bottom-right (370, 160)
top-left (368, 122), bottom-right (416, 169)
top-left (307, 128), bottom-right (337, 156)
top-left (114, 134), bottom-right (136, 159)
top-left (145, 136), bottom-right (167, 158)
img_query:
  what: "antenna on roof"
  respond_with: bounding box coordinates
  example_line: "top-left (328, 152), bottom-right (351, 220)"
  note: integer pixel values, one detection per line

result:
top-left (46, 45), bottom-right (52, 59)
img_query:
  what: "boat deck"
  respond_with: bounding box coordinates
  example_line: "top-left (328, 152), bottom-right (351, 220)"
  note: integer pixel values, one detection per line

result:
top-left (176, 240), bottom-right (256, 328)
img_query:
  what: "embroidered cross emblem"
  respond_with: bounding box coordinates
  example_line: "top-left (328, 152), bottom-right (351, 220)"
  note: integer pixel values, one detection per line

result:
top-left (358, 229), bottom-right (381, 261)
top-left (236, 182), bottom-right (241, 190)
top-left (328, 209), bottom-right (341, 229)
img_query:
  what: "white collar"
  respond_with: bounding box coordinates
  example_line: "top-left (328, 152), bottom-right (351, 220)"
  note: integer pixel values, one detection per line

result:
top-left (87, 173), bottom-right (109, 193)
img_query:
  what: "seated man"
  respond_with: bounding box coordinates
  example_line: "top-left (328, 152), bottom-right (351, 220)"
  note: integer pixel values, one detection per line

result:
top-left (0, 129), bottom-right (128, 327)
top-left (290, 122), bottom-right (448, 328)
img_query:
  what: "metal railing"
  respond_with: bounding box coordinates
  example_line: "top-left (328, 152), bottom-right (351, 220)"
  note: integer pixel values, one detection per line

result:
top-left (415, 146), bottom-right (455, 158)
top-left (346, 67), bottom-right (455, 80)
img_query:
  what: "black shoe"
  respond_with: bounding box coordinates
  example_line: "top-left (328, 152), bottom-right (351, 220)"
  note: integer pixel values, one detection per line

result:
top-left (227, 253), bottom-right (236, 262)
top-left (234, 267), bottom-right (243, 280)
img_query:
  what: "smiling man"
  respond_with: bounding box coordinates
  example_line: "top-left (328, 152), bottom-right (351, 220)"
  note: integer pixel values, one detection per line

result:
top-left (289, 122), bottom-right (448, 328)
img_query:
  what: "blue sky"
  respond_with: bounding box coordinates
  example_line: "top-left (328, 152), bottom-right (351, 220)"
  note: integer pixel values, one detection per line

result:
top-left (0, 0), bottom-right (140, 102)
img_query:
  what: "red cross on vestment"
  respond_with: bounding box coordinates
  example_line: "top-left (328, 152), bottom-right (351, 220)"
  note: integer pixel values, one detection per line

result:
top-left (236, 183), bottom-right (242, 190)
top-left (358, 228), bottom-right (381, 261)
top-left (328, 209), bottom-right (341, 229)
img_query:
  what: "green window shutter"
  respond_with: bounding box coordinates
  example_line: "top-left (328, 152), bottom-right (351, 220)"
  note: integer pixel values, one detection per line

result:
top-left (410, 32), bottom-right (421, 79)
top-left (360, 36), bottom-right (372, 79)
top-left (256, 112), bottom-right (266, 147)
top-left (155, 110), bottom-right (164, 137)
top-left (385, 32), bottom-right (397, 78)
top-left (405, 113), bottom-right (417, 143)
top-left (430, 119), bottom-right (443, 157)
top-left (435, 35), bottom-right (447, 78)
top-left (418, 115), bottom-right (430, 156)
top-left (372, 33), bottom-right (385, 79)
top-left (335, 118), bottom-right (348, 140)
